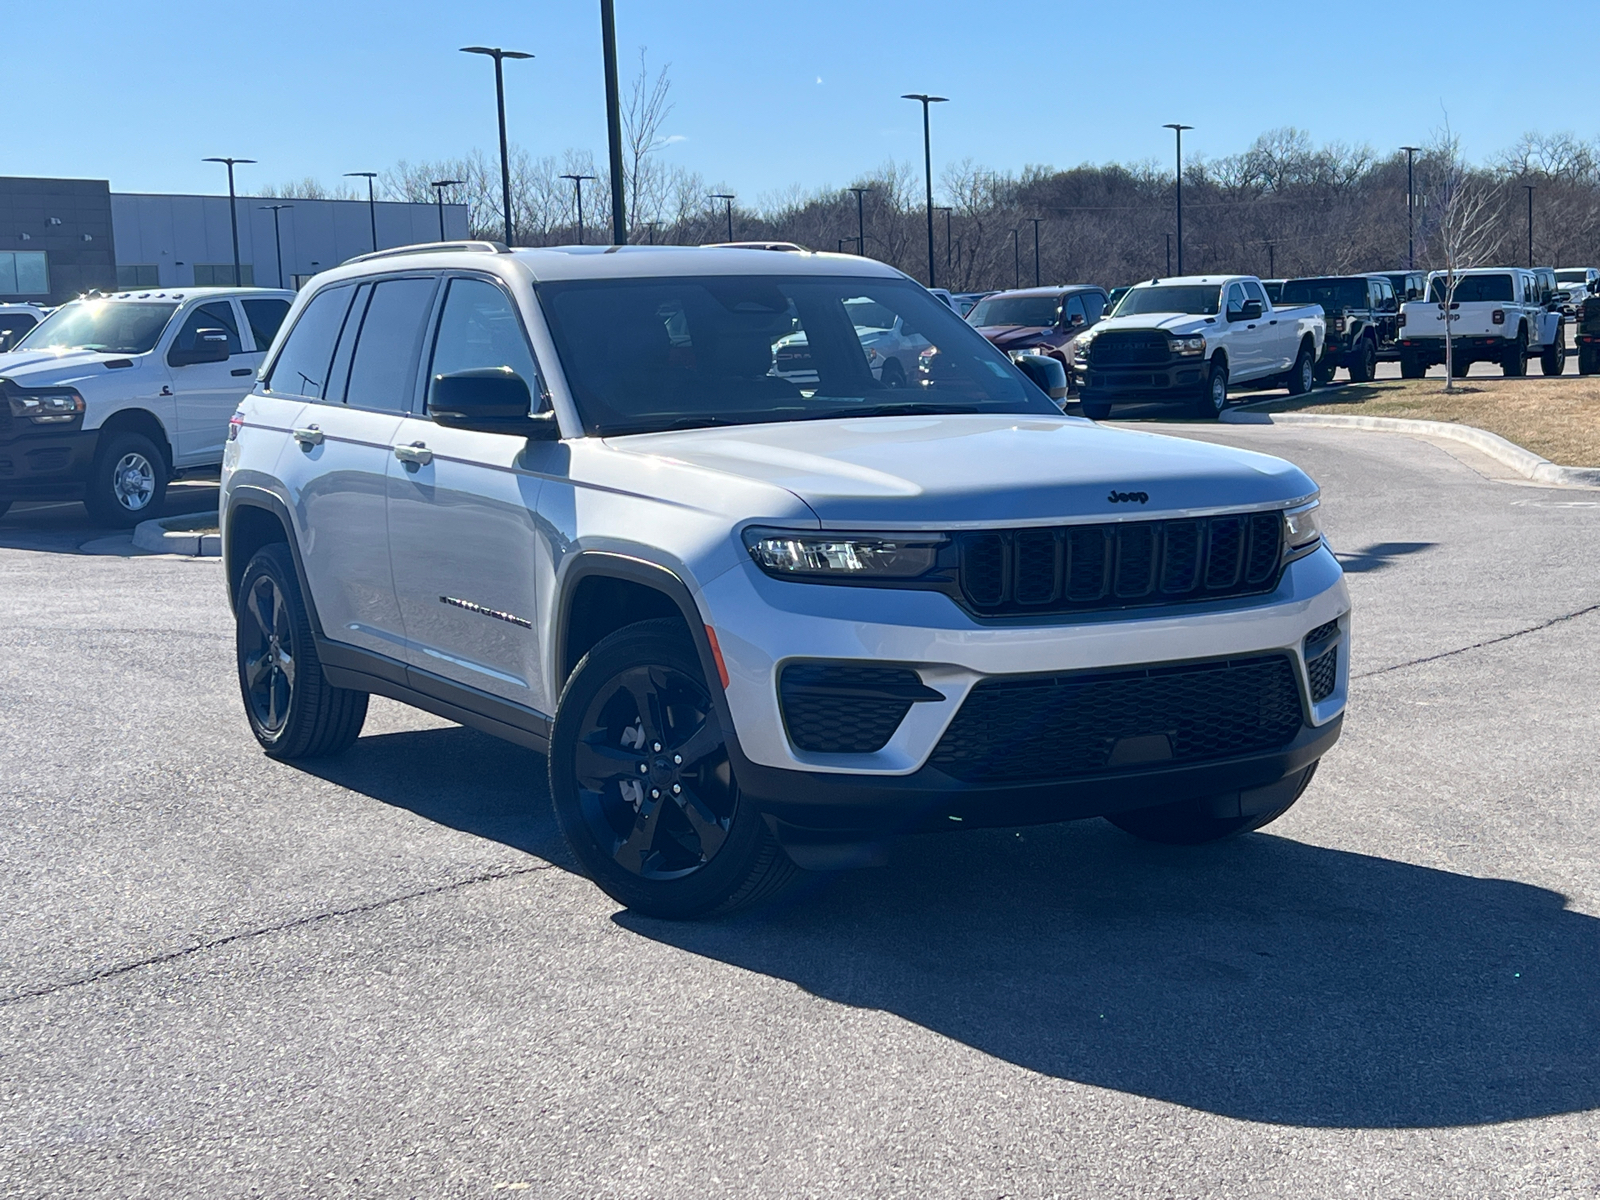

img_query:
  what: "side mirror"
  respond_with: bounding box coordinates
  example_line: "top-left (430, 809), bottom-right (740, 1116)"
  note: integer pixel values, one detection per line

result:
top-left (429, 367), bottom-right (559, 438)
top-left (1237, 300), bottom-right (1263, 322)
top-left (169, 328), bottom-right (230, 366)
top-left (1014, 353), bottom-right (1068, 401)
top-left (1067, 312), bottom-right (1085, 327)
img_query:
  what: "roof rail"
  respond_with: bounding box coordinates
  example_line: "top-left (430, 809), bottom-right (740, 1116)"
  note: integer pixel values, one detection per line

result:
top-left (343, 240), bottom-right (510, 265)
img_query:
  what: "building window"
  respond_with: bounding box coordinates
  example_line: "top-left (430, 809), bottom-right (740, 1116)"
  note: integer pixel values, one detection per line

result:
top-left (193, 263), bottom-right (256, 286)
top-left (116, 265), bottom-right (160, 289)
top-left (0, 251), bottom-right (50, 295)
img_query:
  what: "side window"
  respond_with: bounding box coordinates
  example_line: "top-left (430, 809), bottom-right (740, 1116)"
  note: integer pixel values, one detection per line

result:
top-left (1063, 294), bottom-right (1088, 326)
top-left (426, 277), bottom-right (543, 414)
top-left (241, 298), bottom-right (291, 352)
top-left (1082, 291), bottom-right (1106, 322)
top-left (1225, 283), bottom-right (1248, 317)
top-left (265, 284), bottom-right (356, 400)
top-left (1242, 280), bottom-right (1268, 307)
top-left (342, 278), bottom-right (440, 413)
top-left (170, 301), bottom-right (242, 360)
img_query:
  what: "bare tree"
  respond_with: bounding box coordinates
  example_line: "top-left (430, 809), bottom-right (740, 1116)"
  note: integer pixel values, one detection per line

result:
top-left (1423, 123), bottom-right (1506, 391)
top-left (622, 48), bottom-right (675, 231)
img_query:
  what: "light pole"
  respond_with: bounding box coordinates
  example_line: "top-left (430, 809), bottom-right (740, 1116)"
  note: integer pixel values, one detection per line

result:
top-left (1400, 145), bottom-right (1421, 270)
top-left (600, 0), bottom-right (627, 245)
top-left (1012, 228), bottom-right (1020, 289)
top-left (937, 206), bottom-right (953, 274)
top-left (344, 172), bottom-right (379, 252)
top-left (901, 93), bottom-right (948, 289)
top-left (461, 45), bottom-right (534, 245)
top-left (710, 193), bottom-right (735, 242)
top-left (560, 174), bottom-right (598, 244)
top-left (1165, 232), bottom-right (1172, 276)
top-left (1267, 241), bottom-right (1276, 278)
top-left (1524, 183), bottom-right (1536, 268)
top-left (642, 221), bottom-right (659, 245)
top-left (1029, 217), bottom-right (1044, 287)
top-left (847, 186), bottom-right (871, 256)
top-left (430, 179), bottom-right (463, 241)
top-left (202, 156), bottom-right (255, 286)
top-left (258, 204), bottom-right (292, 287)
top-left (1163, 123), bottom-right (1193, 275)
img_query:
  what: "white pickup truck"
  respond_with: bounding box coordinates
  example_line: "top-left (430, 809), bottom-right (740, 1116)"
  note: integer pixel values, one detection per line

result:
top-left (0, 287), bottom-right (293, 524)
top-left (1073, 275), bottom-right (1325, 420)
top-left (1397, 268), bottom-right (1565, 377)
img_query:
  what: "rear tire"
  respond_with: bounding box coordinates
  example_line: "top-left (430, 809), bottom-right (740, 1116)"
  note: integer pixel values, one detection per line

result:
top-left (1107, 764), bottom-right (1317, 845)
top-left (549, 618), bottom-right (798, 919)
top-left (236, 543), bottom-right (368, 759)
top-left (1285, 341), bottom-right (1315, 395)
top-left (1540, 327), bottom-right (1566, 376)
top-left (1347, 336), bottom-right (1377, 383)
top-left (1502, 329), bottom-right (1528, 377)
top-left (1580, 346), bottom-right (1599, 376)
top-left (1400, 354), bottom-right (1426, 379)
top-left (85, 431), bottom-right (168, 528)
top-left (1313, 358), bottom-right (1338, 385)
top-left (1190, 359), bottom-right (1228, 420)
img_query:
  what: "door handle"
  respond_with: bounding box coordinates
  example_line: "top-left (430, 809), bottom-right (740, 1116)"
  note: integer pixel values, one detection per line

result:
top-left (394, 442), bottom-right (433, 466)
top-left (292, 425), bottom-right (323, 447)
top-left (231, 368), bottom-right (253, 377)
top-left (1269, 319), bottom-right (1278, 325)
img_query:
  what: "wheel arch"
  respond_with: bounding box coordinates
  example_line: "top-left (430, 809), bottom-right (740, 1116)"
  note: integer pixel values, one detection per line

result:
top-left (223, 486), bottom-right (320, 633)
top-left (96, 408), bottom-right (173, 470)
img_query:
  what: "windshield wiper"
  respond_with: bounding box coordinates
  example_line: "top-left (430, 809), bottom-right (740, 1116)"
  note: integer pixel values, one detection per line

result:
top-left (800, 402), bottom-right (979, 420)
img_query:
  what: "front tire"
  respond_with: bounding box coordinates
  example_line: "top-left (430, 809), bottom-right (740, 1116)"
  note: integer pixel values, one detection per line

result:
top-left (1540, 327), bottom-right (1566, 376)
top-left (549, 618), bottom-right (797, 918)
top-left (1190, 359), bottom-right (1228, 420)
top-left (1348, 336), bottom-right (1377, 383)
top-left (1285, 342), bottom-right (1315, 395)
top-left (1107, 765), bottom-right (1317, 845)
top-left (85, 431), bottom-right (168, 527)
top-left (236, 543), bottom-right (368, 759)
top-left (1079, 394), bottom-right (1111, 420)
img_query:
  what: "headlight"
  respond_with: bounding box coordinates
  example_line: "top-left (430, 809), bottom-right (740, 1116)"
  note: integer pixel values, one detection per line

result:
top-left (6, 389), bottom-right (85, 424)
top-left (1008, 347), bottom-right (1049, 363)
top-left (1283, 499), bottom-right (1322, 562)
top-left (1172, 336), bottom-right (1206, 356)
top-left (1072, 335), bottom-right (1094, 363)
top-left (743, 528), bottom-right (944, 580)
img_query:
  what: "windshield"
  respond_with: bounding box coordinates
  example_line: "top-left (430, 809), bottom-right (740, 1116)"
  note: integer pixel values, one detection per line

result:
top-left (537, 274), bottom-right (1058, 437)
top-left (1556, 270), bottom-right (1590, 283)
top-left (967, 294), bottom-right (1062, 327)
top-left (1114, 285), bottom-right (1220, 316)
top-left (17, 301), bottom-right (179, 355)
top-left (1427, 274), bottom-right (1514, 303)
top-left (1279, 278), bottom-right (1368, 310)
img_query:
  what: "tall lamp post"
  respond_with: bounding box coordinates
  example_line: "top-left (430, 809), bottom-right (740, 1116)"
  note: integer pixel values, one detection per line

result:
top-left (1165, 232), bottom-right (1172, 276)
top-left (344, 172), bottom-right (379, 252)
top-left (202, 156), bottom-right (255, 286)
top-left (560, 173), bottom-right (598, 244)
top-left (710, 193), bottom-right (735, 242)
top-left (1029, 217), bottom-right (1044, 287)
top-left (460, 45), bottom-right (534, 245)
top-left (936, 206), bottom-right (953, 274)
top-left (600, 0), bottom-right (627, 245)
top-left (1524, 183), bottom-right (1536, 268)
top-left (847, 186), bottom-right (872, 256)
top-left (1162, 123), bottom-right (1193, 275)
top-left (642, 221), bottom-right (659, 245)
top-left (901, 93), bottom-right (948, 289)
top-left (1011, 228), bottom-right (1020, 289)
top-left (258, 204), bottom-right (292, 287)
top-left (430, 179), bottom-right (464, 241)
top-left (1400, 145), bottom-right (1421, 270)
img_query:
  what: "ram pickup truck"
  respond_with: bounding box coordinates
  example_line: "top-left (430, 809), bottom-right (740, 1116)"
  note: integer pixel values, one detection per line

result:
top-left (1397, 268), bottom-right (1565, 377)
top-left (1072, 275), bottom-right (1325, 420)
top-left (0, 287), bottom-right (293, 524)
top-left (1279, 275), bottom-right (1399, 383)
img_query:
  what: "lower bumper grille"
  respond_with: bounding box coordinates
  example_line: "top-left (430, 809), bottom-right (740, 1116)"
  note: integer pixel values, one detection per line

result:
top-left (930, 654), bottom-right (1304, 783)
top-left (780, 663), bottom-right (941, 754)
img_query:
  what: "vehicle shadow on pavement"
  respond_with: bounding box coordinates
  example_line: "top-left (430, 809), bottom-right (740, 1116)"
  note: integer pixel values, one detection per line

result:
top-left (1335, 541), bottom-right (1436, 574)
top-left (617, 819), bottom-right (1600, 1130)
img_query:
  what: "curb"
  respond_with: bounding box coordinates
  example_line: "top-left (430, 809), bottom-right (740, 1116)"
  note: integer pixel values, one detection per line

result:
top-left (132, 512), bottom-right (222, 557)
top-left (1218, 408), bottom-right (1600, 488)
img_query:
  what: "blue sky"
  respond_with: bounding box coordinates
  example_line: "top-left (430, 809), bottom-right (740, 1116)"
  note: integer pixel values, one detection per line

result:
top-left (15, 1), bottom-right (1599, 205)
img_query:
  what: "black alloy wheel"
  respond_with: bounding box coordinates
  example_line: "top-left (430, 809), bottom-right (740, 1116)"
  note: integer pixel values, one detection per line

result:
top-left (550, 619), bottom-right (796, 918)
top-left (241, 570), bottom-right (295, 738)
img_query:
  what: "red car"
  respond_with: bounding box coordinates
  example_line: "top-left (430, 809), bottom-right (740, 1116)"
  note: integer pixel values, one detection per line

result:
top-left (965, 285), bottom-right (1109, 388)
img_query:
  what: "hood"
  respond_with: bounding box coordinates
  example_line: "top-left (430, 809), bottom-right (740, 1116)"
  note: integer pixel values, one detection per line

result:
top-left (0, 348), bottom-right (144, 386)
top-left (976, 324), bottom-right (1063, 349)
top-left (605, 414), bottom-right (1315, 526)
top-left (1090, 312), bottom-right (1217, 337)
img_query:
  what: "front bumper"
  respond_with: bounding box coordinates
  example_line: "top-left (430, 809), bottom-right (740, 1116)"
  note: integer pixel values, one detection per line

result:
top-left (700, 546), bottom-right (1350, 828)
top-left (0, 425), bottom-right (98, 499)
top-left (1080, 360), bottom-right (1206, 397)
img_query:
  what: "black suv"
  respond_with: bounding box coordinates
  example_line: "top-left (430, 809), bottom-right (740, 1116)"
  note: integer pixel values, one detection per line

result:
top-left (1279, 275), bottom-right (1398, 382)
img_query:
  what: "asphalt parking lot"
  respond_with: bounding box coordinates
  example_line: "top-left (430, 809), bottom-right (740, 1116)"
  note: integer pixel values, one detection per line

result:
top-left (3, 427), bottom-right (1599, 1198)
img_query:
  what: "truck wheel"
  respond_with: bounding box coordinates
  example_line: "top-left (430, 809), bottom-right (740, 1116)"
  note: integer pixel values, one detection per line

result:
top-left (1580, 346), bottom-right (1599, 376)
top-left (1400, 354), bottom-right (1426, 379)
top-left (1107, 764), bottom-right (1317, 845)
top-left (1348, 336), bottom-right (1377, 383)
top-left (1078, 394), bottom-right (1111, 420)
top-left (1313, 358), bottom-right (1337, 385)
top-left (84, 431), bottom-right (169, 527)
top-left (237, 543), bottom-right (368, 759)
top-left (1502, 330), bottom-right (1528, 377)
top-left (1190, 360), bottom-right (1228, 419)
top-left (549, 618), bottom-right (798, 919)
top-left (880, 359), bottom-right (907, 389)
top-left (1540, 329), bottom-right (1566, 376)
top-left (1285, 342), bottom-right (1315, 395)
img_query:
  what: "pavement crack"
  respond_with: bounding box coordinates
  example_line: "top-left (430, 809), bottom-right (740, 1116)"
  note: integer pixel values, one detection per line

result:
top-left (1, 863), bottom-right (554, 1008)
top-left (1355, 601), bottom-right (1600, 681)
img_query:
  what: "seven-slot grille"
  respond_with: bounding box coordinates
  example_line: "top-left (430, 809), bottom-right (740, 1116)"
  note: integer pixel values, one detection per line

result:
top-left (955, 511), bottom-right (1283, 617)
top-left (929, 654), bottom-right (1304, 783)
top-left (1089, 331), bottom-right (1172, 365)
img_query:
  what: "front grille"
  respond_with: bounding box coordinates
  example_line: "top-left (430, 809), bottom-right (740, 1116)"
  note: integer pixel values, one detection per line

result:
top-left (930, 654), bottom-right (1304, 783)
top-left (780, 663), bottom-right (934, 754)
top-left (1090, 331), bottom-right (1172, 365)
top-left (955, 512), bottom-right (1283, 617)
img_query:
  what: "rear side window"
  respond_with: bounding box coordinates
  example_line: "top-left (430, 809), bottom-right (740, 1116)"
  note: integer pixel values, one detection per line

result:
top-left (1064, 294), bottom-right (1087, 324)
top-left (242, 298), bottom-right (291, 352)
top-left (1242, 280), bottom-right (1268, 307)
top-left (342, 278), bottom-right (439, 413)
top-left (426, 277), bottom-right (542, 411)
top-left (170, 301), bottom-right (242, 358)
top-left (266, 284), bottom-right (355, 399)
top-left (1081, 291), bottom-right (1105, 322)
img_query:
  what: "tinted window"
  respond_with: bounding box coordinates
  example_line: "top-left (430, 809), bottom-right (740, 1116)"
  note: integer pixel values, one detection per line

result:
top-left (1225, 284), bottom-right (1248, 316)
top-left (1242, 280), bottom-right (1268, 307)
top-left (1556, 269), bottom-right (1590, 283)
top-left (1082, 291), bottom-right (1105, 322)
top-left (427, 278), bottom-right (541, 410)
top-left (1117, 285), bottom-right (1220, 316)
top-left (1428, 274), bottom-right (1515, 303)
top-left (1280, 279), bottom-right (1367, 310)
top-left (266, 285), bottom-right (356, 399)
top-left (967, 294), bottom-right (1062, 327)
top-left (242, 299), bottom-right (291, 352)
top-left (20, 301), bottom-right (178, 355)
top-left (0, 312), bottom-right (39, 352)
top-left (343, 278), bottom-right (438, 413)
top-left (170, 302), bottom-right (243, 358)
top-left (1064, 294), bottom-right (1088, 324)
